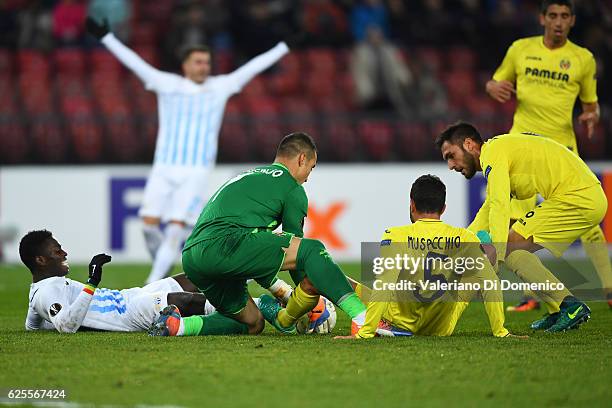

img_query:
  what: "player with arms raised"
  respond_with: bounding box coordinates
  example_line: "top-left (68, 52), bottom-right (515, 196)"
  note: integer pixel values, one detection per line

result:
top-left (337, 175), bottom-right (515, 339)
top-left (485, 0), bottom-right (611, 310)
top-left (437, 122), bottom-right (605, 332)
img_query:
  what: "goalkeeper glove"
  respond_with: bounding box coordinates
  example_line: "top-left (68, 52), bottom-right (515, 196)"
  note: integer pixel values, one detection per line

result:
top-left (85, 16), bottom-right (110, 40)
top-left (87, 253), bottom-right (112, 287)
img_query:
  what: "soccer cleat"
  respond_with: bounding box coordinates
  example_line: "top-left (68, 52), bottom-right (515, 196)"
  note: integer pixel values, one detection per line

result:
top-left (257, 294), bottom-right (297, 334)
top-left (546, 301), bottom-right (591, 332)
top-left (607, 293), bottom-right (612, 310)
top-left (506, 297), bottom-right (541, 312)
top-left (297, 297), bottom-right (329, 334)
top-left (351, 321), bottom-right (362, 337)
top-left (148, 304), bottom-right (182, 336)
top-left (530, 312), bottom-right (560, 330)
top-left (375, 320), bottom-right (413, 337)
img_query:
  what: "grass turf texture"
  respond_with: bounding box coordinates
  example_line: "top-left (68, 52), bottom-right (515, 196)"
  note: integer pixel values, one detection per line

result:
top-left (1, 261), bottom-right (610, 408)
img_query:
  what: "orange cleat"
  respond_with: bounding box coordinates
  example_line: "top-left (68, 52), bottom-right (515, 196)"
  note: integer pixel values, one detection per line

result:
top-left (506, 297), bottom-right (540, 312)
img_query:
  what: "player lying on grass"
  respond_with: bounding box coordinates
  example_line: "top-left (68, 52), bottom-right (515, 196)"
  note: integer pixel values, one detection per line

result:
top-left (336, 175), bottom-right (520, 339)
top-left (149, 133), bottom-right (367, 337)
top-left (437, 122), bottom-right (603, 332)
top-left (20, 230), bottom-right (334, 333)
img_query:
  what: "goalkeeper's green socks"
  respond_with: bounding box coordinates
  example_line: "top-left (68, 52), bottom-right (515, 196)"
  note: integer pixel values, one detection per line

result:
top-left (180, 313), bottom-right (249, 336)
top-left (296, 239), bottom-right (367, 324)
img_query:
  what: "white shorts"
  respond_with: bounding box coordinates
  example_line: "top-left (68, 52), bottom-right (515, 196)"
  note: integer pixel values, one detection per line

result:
top-left (139, 164), bottom-right (211, 225)
top-left (121, 277), bottom-right (185, 331)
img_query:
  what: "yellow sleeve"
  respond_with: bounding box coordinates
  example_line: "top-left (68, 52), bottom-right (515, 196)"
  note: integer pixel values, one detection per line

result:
top-left (579, 53), bottom-right (598, 103)
top-left (357, 230), bottom-right (400, 339)
top-left (456, 233), bottom-right (509, 337)
top-left (467, 198), bottom-right (490, 233)
top-left (492, 41), bottom-right (517, 83)
top-left (481, 145), bottom-right (511, 261)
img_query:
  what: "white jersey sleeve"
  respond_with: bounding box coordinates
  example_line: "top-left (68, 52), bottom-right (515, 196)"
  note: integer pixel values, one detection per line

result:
top-left (225, 42), bottom-right (289, 94)
top-left (32, 279), bottom-right (94, 334)
top-left (101, 33), bottom-right (179, 92)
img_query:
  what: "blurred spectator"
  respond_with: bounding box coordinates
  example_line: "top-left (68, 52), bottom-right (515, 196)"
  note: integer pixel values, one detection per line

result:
top-left (17, 0), bottom-right (54, 51)
top-left (411, 59), bottom-right (448, 120)
top-left (350, 0), bottom-right (390, 43)
top-left (0, 1), bottom-right (22, 48)
top-left (229, 0), bottom-right (296, 56)
top-left (52, 0), bottom-right (87, 46)
top-left (88, 0), bottom-right (131, 42)
top-left (302, 0), bottom-right (349, 47)
top-left (351, 26), bottom-right (413, 117)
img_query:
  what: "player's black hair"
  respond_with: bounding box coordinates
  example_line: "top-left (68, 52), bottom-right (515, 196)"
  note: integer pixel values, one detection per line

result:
top-left (541, 0), bottom-right (574, 14)
top-left (19, 229), bottom-right (53, 271)
top-left (434, 121), bottom-right (483, 150)
top-left (179, 44), bottom-right (211, 63)
top-left (410, 175), bottom-right (446, 214)
top-left (276, 132), bottom-right (317, 159)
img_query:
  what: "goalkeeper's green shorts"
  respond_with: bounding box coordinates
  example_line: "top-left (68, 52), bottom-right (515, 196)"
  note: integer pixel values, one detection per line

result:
top-left (182, 230), bottom-right (294, 315)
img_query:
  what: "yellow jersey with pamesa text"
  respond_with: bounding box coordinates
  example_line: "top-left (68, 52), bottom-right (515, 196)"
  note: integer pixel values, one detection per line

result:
top-left (493, 36), bottom-right (597, 149)
top-left (468, 134), bottom-right (600, 259)
top-left (357, 219), bottom-right (508, 339)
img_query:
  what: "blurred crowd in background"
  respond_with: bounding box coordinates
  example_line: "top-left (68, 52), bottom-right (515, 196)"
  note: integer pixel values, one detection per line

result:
top-left (0, 0), bottom-right (611, 163)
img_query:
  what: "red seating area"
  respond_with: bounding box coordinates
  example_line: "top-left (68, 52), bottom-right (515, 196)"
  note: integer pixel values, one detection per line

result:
top-left (2, 44), bottom-right (597, 164)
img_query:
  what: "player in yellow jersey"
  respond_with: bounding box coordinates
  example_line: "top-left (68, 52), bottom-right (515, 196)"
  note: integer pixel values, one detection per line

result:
top-left (485, 0), bottom-right (611, 311)
top-left (437, 122), bottom-right (605, 332)
top-left (336, 175), bottom-right (520, 339)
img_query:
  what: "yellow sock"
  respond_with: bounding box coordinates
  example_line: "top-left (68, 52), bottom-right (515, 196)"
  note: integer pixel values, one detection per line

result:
top-left (277, 283), bottom-right (319, 328)
top-left (581, 226), bottom-right (612, 295)
top-left (505, 250), bottom-right (571, 314)
top-left (354, 282), bottom-right (372, 302)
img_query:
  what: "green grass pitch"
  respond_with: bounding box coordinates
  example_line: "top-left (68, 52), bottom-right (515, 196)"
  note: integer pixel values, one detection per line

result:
top-left (1, 261), bottom-right (610, 407)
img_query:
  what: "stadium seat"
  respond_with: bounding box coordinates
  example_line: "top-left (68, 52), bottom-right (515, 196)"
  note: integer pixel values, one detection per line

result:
top-left (305, 48), bottom-right (338, 76)
top-left (0, 49), bottom-right (12, 73)
top-left (67, 115), bottom-right (104, 162)
top-left (61, 95), bottom-right (94, 117)
top-left (357, 121), bottom-right (394, 161)
top-left (416, 47), bottom-right (443, 75)
top-left (395, 121), bottom-right (435, 160)
top-left (465, 96), bottom-right (497, 117)
top-left (130, 23), bottom-right (157, 46)
top-left (241, 76), bottom-right (268, 98)
top-left (447, 47), bottom-right (478, 71)
top-left (30, 115), bottom-right (68, 163)
top-left (305, 73), bottom-right (335, 98)
top-left (280, 97), bottom-right (313, 118)
top-left (54, 49), bottom-right (86, 75)
top-left (0, 116), bottom-right (29, 163)
top-left (104, 113), bottom-right (141, 162)
top-left (244, 96), bottom-right (279, 117)
top-left (17, 50), bottom-right (50, 75)
top-left (324, 120), bottom-right (357, 161)
top-left (219, 121), bottom-right (250, 162)
top-left (213, 49), bottom-right (234, 75)
top-left (89, 48), bottom-right (122, 74)
top-left (251, 119), bottom-right (283, 161)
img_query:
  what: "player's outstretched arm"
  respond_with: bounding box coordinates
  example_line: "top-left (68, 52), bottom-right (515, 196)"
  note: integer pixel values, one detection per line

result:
top-left (485, 79), bottom-right (515, 104)
top-left (578, 102), bottom-right (600, 139)
top-left (47, 254), bottom-right (112, 333)
top-left (85, 16), bottom-right (166, 90)
top-left (226, 42), bottom-right (290, 93)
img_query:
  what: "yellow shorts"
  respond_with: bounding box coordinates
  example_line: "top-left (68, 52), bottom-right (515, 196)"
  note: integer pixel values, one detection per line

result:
top-left (512, 184), bottom-right (608, 257)
top-left (510, 196), bottom-right (537, 221)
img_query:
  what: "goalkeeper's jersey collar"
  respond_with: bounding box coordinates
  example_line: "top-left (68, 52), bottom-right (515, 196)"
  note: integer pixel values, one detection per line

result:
top-left (415, 218), bottom-right (442, 223)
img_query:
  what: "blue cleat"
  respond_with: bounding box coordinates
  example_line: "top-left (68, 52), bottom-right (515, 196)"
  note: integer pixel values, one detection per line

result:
top-left (530, 312), bottom-right (560, 330)
top-left (546, 299), bottom-right (591, 332)
top-left (148, 305), bottom-right (182, 336)
top-left (257, 294), bottom-right (297, 334)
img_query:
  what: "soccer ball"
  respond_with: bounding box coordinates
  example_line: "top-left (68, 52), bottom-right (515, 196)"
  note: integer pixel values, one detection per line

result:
top-left (297, 296), bottom-right (337, 334)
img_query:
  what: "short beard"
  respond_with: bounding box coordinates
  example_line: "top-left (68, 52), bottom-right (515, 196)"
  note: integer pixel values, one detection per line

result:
top-left (462, 149), bottom-right (477, 179)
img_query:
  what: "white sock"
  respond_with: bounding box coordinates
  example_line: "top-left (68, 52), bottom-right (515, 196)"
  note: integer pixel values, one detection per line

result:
top-left (268, 278), bottom-right (293, 303)
top-left (145, 223), bottom-right (188, 284)
top-left (143, 224), bottom-right (163, 260)
top-left (352, 311), bottom-right (366, 326)
top-left (177, 318), bottom-right (185, 336)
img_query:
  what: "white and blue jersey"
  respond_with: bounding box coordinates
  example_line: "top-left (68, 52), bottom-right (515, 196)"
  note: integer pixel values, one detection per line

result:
top-left (25, 276), bottom-right (183, 332)
top-left (101, 34), bottom-right (289, 168)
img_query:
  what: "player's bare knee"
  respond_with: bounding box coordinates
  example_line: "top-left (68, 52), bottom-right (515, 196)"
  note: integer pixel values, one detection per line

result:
top-left (248, 313), bottom-right (265, 335)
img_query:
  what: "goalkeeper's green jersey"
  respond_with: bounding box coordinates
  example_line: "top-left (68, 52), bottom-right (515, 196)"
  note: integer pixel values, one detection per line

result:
top-left (184, 163), bottom-right (308, 250)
